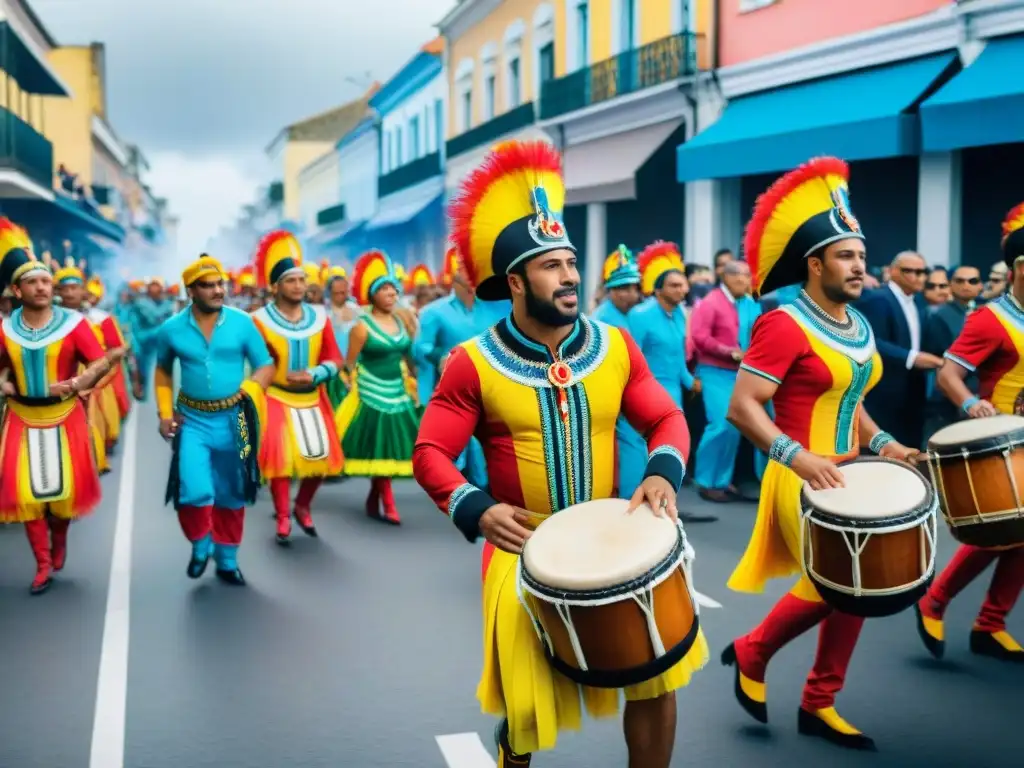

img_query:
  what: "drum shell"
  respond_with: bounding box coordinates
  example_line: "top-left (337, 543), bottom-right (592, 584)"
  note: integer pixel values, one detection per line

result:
top-left (525, 566), bottom-right (698, 689)
top-left (925, 444), bottom-right (1024, 549)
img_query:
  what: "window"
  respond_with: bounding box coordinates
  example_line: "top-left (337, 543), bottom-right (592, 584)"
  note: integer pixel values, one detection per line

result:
top-left (539, 42), bottom-right (554, 84)
top-left (409, 115), bottom-right (420, 159)
top-left (575, 1), bottom-right (589, 69)
top-left (484, 74), bottom-right (496, 120)
top-left (435, 99), bottom-right (443, 149)
top-left (382, 131), bottom-right (390, 172)
top-left (394, 126), bottom-right (402, 166)
top-left (461, 89), bottom-right (472, 131)
top-left (507, 57), bottom-right (521, 107)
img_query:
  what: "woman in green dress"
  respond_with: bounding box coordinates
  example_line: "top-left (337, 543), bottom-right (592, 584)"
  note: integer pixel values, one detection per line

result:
top-left (337, 250), bottom-right (421, 525)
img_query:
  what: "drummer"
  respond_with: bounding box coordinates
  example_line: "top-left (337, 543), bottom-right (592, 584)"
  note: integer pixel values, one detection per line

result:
top-left (412, 140), bottom-right (708, 768)
top-left (723, 157), bottom-right (918, 751)
top-left (921, 202), bottom-right (1024, 664)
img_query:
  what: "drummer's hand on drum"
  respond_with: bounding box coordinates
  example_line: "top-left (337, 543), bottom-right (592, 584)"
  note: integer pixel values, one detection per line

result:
top-left (479, 503), bottom-right (533, 554)
top-left (627, 476), bottom-right (678, 521)
top-left (879, 441), bottom-right (921, 464)
top-left (790, 451), bottom-right (845, 490)
top-left (967, 399), bottom-right (998, 418)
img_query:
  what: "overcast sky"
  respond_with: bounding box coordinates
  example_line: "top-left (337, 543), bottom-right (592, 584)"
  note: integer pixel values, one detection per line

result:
top-left (32, 0), bottom-right (453, 269)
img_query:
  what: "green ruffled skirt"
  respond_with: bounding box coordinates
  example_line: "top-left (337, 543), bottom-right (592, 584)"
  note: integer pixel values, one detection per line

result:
top-left (336, 372), bottom-right (421, 477)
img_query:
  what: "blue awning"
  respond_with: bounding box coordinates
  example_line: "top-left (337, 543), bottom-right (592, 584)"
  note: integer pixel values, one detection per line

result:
top-left (676, 53), bottom-right (958, 182)
top-left (920, 35), bottom-right (1024, 152)
top-left (51, 194), bottom-right (126, 242)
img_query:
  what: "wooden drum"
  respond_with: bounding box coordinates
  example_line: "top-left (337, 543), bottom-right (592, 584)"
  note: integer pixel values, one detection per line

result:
top-left (925, 414), bottom-right (1024, 549)
top-left (801, 457), bottom-right (937, 618)
top-left (517, 498), bottom-right (699, 688)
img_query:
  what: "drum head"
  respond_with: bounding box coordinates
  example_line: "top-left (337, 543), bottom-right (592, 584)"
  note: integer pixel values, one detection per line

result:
top-left (928, 414), bottom-right (1024, 451)
top-left (522, 498), bottom-right (677, 591)
top-left (803, 459), bottom-right (928, 523)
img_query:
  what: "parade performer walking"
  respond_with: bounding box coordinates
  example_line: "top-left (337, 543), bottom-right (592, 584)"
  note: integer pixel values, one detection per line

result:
top-left (413, 140), bottom-right (708, 768)
top-left (723, 157), bottom-right (919, 750)
top-left (250, 231), bottom-right (345, 544)
top-left (593, 245), bottom-right (646, 497)
top-left (919, 203), bottom-right (1024, 663)
top-left (324, 264), bottom-right (359, 411)
top-left (86, 275), bottom-right (143, 408)
top-left (130, 276), bottom-right (175, 397)
top-left (153, 254), bottom-right (274, 586)
top-left (336, 249), bottom-right (421, 525)
top-left (0, 220), bottom-right (126, 594)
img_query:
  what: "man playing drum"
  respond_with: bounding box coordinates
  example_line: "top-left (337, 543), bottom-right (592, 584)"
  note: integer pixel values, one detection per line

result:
top-left (723, 157), bottom-right (919, 751)
top-left (922, 203), bottom-right (1024, 664)
top-left (412, 140), bottom-right (709, 768)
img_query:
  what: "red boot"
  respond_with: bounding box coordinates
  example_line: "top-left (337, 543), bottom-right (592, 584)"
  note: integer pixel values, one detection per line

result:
top-left (270, 478), bottom-right (292, 544)
top-left (365, 478), bottom-right (381, 519)
top-left (49, 517), bottom-right (70, 572)
top-left (24, 519), bottom-right (53, 595)
top-left (294, 477), bottom-right (322, 537)
top-left (378, 478), bottom-right (401, 526)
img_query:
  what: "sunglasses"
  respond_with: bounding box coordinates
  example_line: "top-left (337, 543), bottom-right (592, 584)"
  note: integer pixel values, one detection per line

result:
top-left (953, 277), bottom-right (982, 285)
top-left (900, 267), bottom-right (928, 277)
top-left (925, 282), bottom-right (949, 290)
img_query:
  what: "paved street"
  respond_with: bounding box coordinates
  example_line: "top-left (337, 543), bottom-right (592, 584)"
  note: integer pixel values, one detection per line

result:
top-left (0, 403), bottom-right (1020, 768)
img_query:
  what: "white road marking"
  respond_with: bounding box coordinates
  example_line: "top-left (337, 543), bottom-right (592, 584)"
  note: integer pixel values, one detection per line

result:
top-left (694, 589), bottom-right (723, 609)
top-left (436, 733), bottom-right (496, 768)
top-left (89, 410), bottom-right (139, 768)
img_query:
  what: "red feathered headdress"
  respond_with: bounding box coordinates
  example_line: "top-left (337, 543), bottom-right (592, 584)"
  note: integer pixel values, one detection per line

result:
top-left (637, 241), bottom-right (684, 296)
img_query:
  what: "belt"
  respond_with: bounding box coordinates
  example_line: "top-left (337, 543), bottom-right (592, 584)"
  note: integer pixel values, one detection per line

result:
top-left (177, 391), bottom-right (244, 412)
top-left (8, 394), bottom-right (63, 407)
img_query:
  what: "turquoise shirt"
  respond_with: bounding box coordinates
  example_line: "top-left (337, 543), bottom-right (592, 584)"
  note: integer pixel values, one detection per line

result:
top-left (155, 305), bottom-right (272, 400)
top-left (130, 296), bottom-right (175, 346)
top-left (592, 300), bottom-right (630, 328)
top-left (627, 298), bottom-right (694, 406)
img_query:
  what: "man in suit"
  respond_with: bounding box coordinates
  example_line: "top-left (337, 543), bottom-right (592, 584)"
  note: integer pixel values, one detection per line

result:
top-left (858, 251), bottom-right (944, 448)
top-left (920, 265), bottom-right (984, 445)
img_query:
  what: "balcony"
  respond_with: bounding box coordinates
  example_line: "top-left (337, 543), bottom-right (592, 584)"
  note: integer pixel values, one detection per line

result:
top-left (0, 105), bottom-right (53, 192)
top-left (316, 203), bottom-right (346, 226)
top-left (378, 151), bottom-right (441, 198)
top-left (92, 184), bottom-right (111, 205)
top-left (539, 32), bottom-right (704, 121)
top-left (445, 102), bottom-right (535, 159)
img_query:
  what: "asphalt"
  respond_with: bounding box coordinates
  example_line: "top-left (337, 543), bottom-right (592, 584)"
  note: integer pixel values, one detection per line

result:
top-left (0, 404), bottom-right (1020, 768)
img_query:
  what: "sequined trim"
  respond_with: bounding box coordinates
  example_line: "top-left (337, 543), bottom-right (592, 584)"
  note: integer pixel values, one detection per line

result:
top-left (943, 352), bottom-right (976, 373)
top-left (834, 355), bottom-right (874, 455)
top-left (739, 363), bottom-right (781, 385)
top-left (648, 445), bottom-right (684, 471)
top-left (473, 316), bottom-right (609, 389)
top-left (253, 303), bottom-right (326, 340)
top-left (535, 383), bottom-right (594, 512)
top-left (780, 295), bottom-right (876, 365)
top-left (2, 306), bottom-right (78, 350)
top-left (988, 294), bottom-right (1024, 334)
top-left (448, 482), bottom-right (476, 519)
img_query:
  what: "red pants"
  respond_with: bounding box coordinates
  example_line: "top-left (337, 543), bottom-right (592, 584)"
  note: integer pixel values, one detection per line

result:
top-left (269, 477), bottom-right (322, 521)
top-left (177, 505), bottom-right (244, 545)
top-left (921, 544), bottom-right (1024, 632)
top-left (734, 590), bottom-right (864, 711)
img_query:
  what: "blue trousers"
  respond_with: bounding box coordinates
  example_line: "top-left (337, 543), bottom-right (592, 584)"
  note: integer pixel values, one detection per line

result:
top-left (177, 405), bottom-right (247, 510)
top-left (456, 436), bottom-right (488, 489)
top-left (694, 364), bottom-right (767, 490)
top-left (135, 339), bottom-right (159, 402)
top-left (617, 417), bottom-right (648, 500)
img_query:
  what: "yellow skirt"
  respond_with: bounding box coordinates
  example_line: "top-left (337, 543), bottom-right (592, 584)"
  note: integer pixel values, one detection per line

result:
top-left (98, 382), bottom-right (122, 443)
top-left (727, 459), bottom-right (824, 602)
top-left (480, 548), bottom-right (709, 755)
top-left (87, 394), bottom-right (109, 473)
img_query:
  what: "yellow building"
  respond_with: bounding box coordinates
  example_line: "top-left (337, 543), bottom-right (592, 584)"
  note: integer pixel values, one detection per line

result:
top-left (439, 0), bottom-right (556, 196)
top-left (266, 84), bottom-right (379, 227)
top-left (536, 0), bottom-right (714, 304)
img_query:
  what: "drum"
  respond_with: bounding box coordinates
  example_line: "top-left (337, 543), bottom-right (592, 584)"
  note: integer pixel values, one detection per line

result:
top-left (517, 498), bottom-right (699, 689)
top-left (801, 457), bottom-right (937, 618)
top-left (925, 414), bottom-right (1024, 549)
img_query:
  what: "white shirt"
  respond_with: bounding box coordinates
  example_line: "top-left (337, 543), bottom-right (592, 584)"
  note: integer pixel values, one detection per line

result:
top-left (887, 280), bottom-right (920, 369)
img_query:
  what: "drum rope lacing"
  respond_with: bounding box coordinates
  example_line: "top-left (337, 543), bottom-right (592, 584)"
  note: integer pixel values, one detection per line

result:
top-left (516, 520), bottom-right (700, 672)
top-left (925, 443), bottom-right (1024, 527)
top-left (800, 499), bottom-right (938, 598)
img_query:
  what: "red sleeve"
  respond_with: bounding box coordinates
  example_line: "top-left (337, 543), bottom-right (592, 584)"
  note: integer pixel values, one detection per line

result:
top-left (318, 319), bottom-right (343, 366)
top-left (100, 317), bottom-right (125, 349)
top-left (619, 330), bottom-right (690, 490)
top-left (945, 307), bottom-right (1003, 372)
top-left (412, 345), bottom-right (496, 542)
top-left (71, 317), bottom-right (105, 365)
top-left (739, 309), bottom-right (804, 384)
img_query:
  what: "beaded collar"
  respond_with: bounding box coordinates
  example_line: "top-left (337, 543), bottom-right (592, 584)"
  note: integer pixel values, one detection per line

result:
top-left (780, 290), bottom-right (875, 364)
top-left (253, 303), bottom-right (325, 340)
top-left (1, 305), bottom-right (80, 350)
top-left (989, 292), bottom-right (1024, 331)
top-left (473, 314), bottom-right (609, 389)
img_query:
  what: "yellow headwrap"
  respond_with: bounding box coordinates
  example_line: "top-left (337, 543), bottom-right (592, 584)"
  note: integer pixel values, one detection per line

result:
top-left (86, 275), bottom-right (105, 299)
top-left (182, 254), bottom-right (226, 287)
top-left (53, 256), bottom-right (86, 285)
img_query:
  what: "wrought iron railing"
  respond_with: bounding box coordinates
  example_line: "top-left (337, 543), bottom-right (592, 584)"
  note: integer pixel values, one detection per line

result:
top-left (540, 32), bottom-right (704, 121)
top-left (317, 203), bottom-right (346, 227)
top-left (0, 105), bottom-right (53, 190)
top-left (378, 151), bottom-right (441, 197)
top-left (445, 102), bottom-right (535, 159)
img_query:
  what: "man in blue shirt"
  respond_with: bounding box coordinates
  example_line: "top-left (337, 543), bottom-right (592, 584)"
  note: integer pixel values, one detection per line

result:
top-left (629, 241), bottom-right (716, 523)
top-left (413, 250), bottom-right (508, 488)
top-left (154, 255), bottom-right (275, 586)
top-left (592, 245), bottom-right (647, 498)
top-left (131, 277), bottom-right (176, 399)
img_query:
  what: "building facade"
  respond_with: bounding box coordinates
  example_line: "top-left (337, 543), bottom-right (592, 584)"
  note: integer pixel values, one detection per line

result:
top-left (676, 0), bottom-right (1024, 272)
top-left (297, 148), bottom-right (341, 237)
top-left (366, 37), bottom-right (446, 273)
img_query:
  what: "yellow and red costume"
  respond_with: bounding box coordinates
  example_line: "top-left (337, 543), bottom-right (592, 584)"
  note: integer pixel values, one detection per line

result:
top-left (412, 140), bottom-right (707, 764)
top-left (251, 231), bottom-right (345, 541)
top-left (917, 203), bottom-right (1024, 663)
top-left (405, 263), bottom-right (433, 293)
top-left (85, 276), bottom-right (134, 425)
top-left (724, 157), bottom-right (883, 749)
top-left (0, 221), bottom-right (106, 593)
